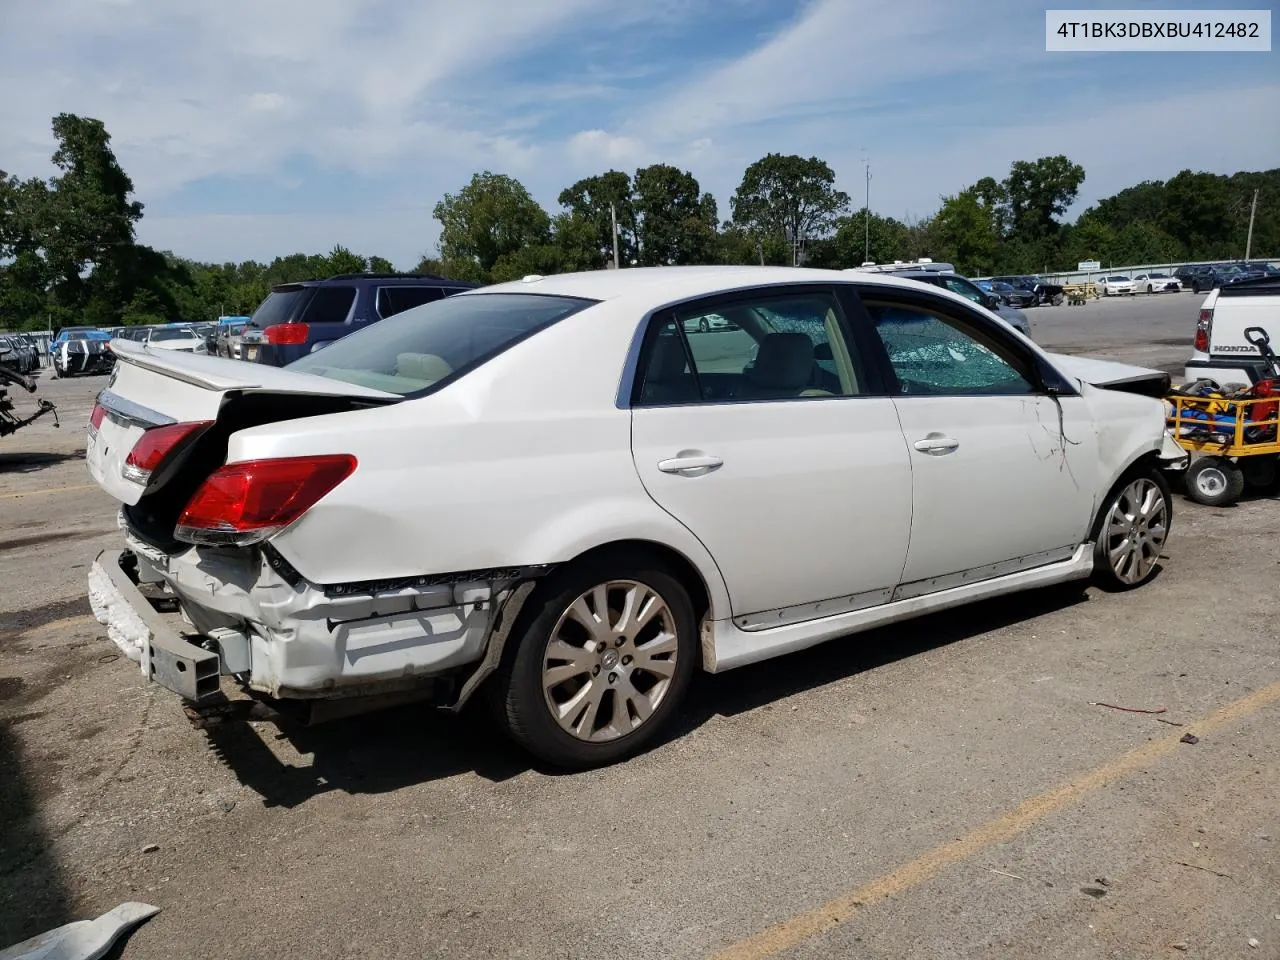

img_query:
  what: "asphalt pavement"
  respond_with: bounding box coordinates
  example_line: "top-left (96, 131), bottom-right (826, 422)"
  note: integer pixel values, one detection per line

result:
top-left (2, 291), bottom-right (1277, 960)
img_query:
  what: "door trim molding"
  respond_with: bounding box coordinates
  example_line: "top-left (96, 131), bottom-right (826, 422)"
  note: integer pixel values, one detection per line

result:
top-left (892, 545), bottom-right (1078, 602)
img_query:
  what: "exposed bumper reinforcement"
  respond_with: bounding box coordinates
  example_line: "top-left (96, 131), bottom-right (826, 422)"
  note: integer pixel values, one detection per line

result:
top-left (89, 548), bottom-right (221, 702)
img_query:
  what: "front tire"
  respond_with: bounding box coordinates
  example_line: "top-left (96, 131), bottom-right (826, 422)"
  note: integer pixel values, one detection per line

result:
top-left (493, 555), bottom-right (698, 769)
top-left (1185, 456), bottom-right (1244, 507)
top-left (1091, 464), bottom-right (1172, 592)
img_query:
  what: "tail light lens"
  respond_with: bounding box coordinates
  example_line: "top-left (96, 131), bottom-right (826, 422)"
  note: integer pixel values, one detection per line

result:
top-left (1193, 308), bottom-right (1213, 353)
top-left (123, 421), bottom-right (214, 485)
top-left (263, 323), bottom-right (309, 345)
top-left (175, 454), bottom-right (357, 546)
top-left (88, 402), bottom-right (107, 438)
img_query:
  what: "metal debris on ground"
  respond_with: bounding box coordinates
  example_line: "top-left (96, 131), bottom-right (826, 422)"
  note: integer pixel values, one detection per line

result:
top-left (1180, 733), bottom-right (1200, 744)
top-left (0, 902), bottom-right (159, 960)
top-left (1088, 701), bottom-right (1168, 714)
top-left (1170, 859), bottom-right (1232, 879)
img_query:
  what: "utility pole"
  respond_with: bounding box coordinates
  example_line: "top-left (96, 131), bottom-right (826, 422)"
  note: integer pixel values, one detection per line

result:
top-left (1244, 188), bottom-right (1259, 260)
top-left (863, 153), bottom-right (872, 264)
top-left (610, 202), bottom-right (620, 269)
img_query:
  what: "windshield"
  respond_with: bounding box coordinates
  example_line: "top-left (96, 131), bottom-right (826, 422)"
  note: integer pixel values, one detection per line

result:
top-left (287, 292), bottom-right (596, 396)
top-left (150, 327), bottom-right (197, 342)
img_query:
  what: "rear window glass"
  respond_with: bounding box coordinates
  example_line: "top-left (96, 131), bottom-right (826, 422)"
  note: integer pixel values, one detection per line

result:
top-left (301, 286), bottom-right (356, 324)
top-left (250, 288), bottom-right (306, 329)
top-left (149, 327), bottom-right (196, 342)
top-left (287, 293), bottom-right (595, 396)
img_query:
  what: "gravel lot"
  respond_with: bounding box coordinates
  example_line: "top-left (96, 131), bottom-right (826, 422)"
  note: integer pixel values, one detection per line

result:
top-left (3, 291), bottom-right (1278, 960)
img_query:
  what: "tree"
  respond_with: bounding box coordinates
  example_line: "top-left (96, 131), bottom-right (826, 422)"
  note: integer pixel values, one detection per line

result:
top-left (631, 164), bottom-right (717, 266)
top-left (1158, 170), bottom-right (1233, 257)
top-left (730, 154), bottom-right (849, 265)
top-left (1001, 155), bottom-right (1085, 245)
top-left (39, 114), bottom-right (145, 313)
top-left (807, 210), bottom-right (911, 268)
top-left (558, 170), bottom-right (636, 267)
top-left (930, 188), bottom-right (1002, 275)
top-left (432, 171), bottom-right (551, 280)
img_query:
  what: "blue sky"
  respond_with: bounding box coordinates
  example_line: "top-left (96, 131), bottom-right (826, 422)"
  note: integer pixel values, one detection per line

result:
top-left (1, 0), bottom-right (1276, 268)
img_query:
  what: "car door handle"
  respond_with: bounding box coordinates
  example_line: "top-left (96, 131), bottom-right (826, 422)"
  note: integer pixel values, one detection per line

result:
top-left (657, 455), bottom-right (723, 474)
top-left (913, 436), bottom-right (959, 455)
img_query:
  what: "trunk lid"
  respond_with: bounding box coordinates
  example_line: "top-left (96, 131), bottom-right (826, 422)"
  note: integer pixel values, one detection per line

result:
top-left (1207, 279), bottom-right (1279, 357)
top-left (88, 338), bottom-right (398, 507)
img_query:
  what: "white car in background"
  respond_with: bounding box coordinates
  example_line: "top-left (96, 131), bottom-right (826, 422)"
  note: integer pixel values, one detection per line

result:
top-left (1132, 273), bottom-right (1182, 294)
top-left (86, 266), bottom-right (1183, 769)
top-left (1098, 276), bottom-right (1136, 296)
top-left (143, 325), bottom-right (208, 354)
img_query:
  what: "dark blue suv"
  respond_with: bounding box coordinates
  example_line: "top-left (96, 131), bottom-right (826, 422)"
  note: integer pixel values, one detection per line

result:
top-left (249, 272), bottom-right (481, 366)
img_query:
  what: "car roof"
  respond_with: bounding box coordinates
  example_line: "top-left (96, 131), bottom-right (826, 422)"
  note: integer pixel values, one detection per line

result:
top-left (271, 273), bottom-right (480, 292)
top-left (472, 265), bottom-right (956, 305)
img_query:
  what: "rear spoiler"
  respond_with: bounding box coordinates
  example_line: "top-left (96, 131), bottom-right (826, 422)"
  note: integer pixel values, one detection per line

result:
top-left (108, 338), bottom-right (401, 400)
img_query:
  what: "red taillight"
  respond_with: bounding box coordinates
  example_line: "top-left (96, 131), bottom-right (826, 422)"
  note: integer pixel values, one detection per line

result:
top-left (88, 402), bottom-right (107, 434)
top-left (175, 454), bottom-right (357, 546)
top-left (123, 421), bottom-right (214, 485)
top-left (1193, 308), bottom-right (1213, 353)
top-left (263, 323), bottom-right (309, 345)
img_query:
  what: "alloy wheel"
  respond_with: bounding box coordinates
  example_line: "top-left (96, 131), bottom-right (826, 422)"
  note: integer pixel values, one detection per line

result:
top-left (541, 580), bottom-right (679, 742)
top-left (1103, 478), bottom-right (1169, 584)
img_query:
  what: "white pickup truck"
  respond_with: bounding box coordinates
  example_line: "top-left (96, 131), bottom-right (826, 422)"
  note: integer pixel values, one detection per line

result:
top-left (1184, 276), bottom-right (1280, 388)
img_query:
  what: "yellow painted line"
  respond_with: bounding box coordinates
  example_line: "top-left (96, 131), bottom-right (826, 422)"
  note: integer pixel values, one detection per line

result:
top-left (0, 483), bottom-right (97, 500)
top-left (711, 680), bottom-right (1280, 960)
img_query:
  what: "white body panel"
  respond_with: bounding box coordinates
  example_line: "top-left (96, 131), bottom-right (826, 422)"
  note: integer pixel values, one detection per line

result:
top-left (85, 266), bottom-right (1172, 700)
top-left (890, 395), bottom-right (1097, 585)
top-left (630, 398), bottom-right (912, 617)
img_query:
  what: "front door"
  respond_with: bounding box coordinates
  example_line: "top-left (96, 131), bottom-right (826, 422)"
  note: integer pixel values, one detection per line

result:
top-left (629, 287), bottom-right (913, 623)
top-left (857, 292), bottom-right (1098, 594)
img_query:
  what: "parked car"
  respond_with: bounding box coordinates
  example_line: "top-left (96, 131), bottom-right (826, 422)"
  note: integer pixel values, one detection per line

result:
top-left (1131, 272), bottom-right (1182, 294)
top-left (1184, 275), bottom-right (1280, 388)
top-left (143, 324), bottom-right (208, 354)
top-left (246, 272), bottom-right (481, 367)
top-left (53, 334), bottom-right (115, 377)
top-left (86, 266), bottom-right (1185, 769)
top-left (991, 275), bottom-right (1065, 307)
top-left (0, 335), bottom-right (38, 374)
top-left (1098, 276), bottom-right (1136, 296)
top-left (681, 312), bottom-right (735, 334)
top-left (976, 279), bottom-right (1037, 309)
top-left (1188, 265), bottom-right (1243, 293)
top-left (213, 321), bottom-right (248, 358)
top-left (850, 268), bottom-right (1031, 338)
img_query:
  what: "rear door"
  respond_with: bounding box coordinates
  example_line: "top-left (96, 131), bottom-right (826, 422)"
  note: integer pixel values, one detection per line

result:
top-left (853, 286), bottom-right (1098, 595)
top-left (629, 285), bottom-right (914, 623)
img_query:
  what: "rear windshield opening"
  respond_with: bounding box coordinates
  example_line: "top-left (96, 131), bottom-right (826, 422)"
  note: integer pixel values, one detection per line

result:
top-left (286, 292), bottom-right (595, 396)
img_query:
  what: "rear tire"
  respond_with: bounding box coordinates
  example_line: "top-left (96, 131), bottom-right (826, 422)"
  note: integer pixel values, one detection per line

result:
top-left (492, 553), bottom-right (698, 769)
top-left (1091, 464), bottom-right (1172, 592)
top-left (1241, 456), bottom-right (1280, 494)
top-left (1185, 456), bottom-right (1244, 507)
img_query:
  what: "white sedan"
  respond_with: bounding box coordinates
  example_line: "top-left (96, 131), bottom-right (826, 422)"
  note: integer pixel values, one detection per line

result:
top-left (86, 267), bottom-right (1182, 768)
top-left (1098, 275), bottom-right (1136, 296)
top-left (143, 325), bottom-right (208, 354)
top-left (1131, 273), bottom-right (1182, 294)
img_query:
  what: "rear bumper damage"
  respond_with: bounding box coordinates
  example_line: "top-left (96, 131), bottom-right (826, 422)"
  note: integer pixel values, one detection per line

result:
top-left (88, 542), bottom-right (542, 711)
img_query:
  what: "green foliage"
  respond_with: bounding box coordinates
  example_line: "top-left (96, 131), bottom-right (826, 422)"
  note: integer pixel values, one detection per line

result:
top-left (433, 171), bottom-right (551, 278)
top-left (929, 189), bottom-right (1002, 275)
top-left (808, 209), bottom-right (912, 268)
top-left (632, 164), bottom-right (717, 266)
top-left (730, 154), bottom-right (849, 265)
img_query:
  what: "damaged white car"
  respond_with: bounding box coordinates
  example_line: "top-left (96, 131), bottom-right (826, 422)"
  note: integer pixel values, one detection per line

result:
top-left (87, 266), bottom-right (1186, 768)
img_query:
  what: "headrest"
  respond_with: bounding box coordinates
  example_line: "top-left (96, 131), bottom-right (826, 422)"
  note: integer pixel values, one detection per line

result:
top-left (746, 333), bottom-right (814, 390)
top-left (396, 352), bottom-right (453, 382)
